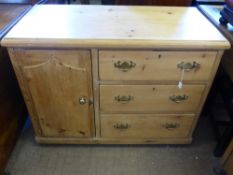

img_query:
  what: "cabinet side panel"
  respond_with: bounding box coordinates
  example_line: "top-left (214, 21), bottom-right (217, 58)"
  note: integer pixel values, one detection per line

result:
top-left (8, 48), bottom-right (42, 136)
top-left (188, 50), bottom-right (224, 137)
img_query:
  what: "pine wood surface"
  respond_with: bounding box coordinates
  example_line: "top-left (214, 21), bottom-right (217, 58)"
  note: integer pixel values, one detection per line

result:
top-left (100, 84), bottom-right (205, 113)
top-left (91, 49), bottom-right (101, 138)
top-left (100, 114), bottom-right (195, 139)
top-left (99, 50), bottom-right (217, 81)
top-left (3, 5), bottom-right (230, 144)
top-left (35, 136), bottom-right (193, 144)
top-left (8, 48), bottom-right (43, 136)
top-left (186, 51), bottom-right (224, 137)
top-left (7, 49), bottom-right (226, 144)
top-left (1, 5), bottom-right (230, 49)
top-left (9, 49), bottom-right (95, 138)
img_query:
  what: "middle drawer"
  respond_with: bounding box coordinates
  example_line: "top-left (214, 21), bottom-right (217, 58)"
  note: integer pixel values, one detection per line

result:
top-left (100, 85), bottom-right (205, 113)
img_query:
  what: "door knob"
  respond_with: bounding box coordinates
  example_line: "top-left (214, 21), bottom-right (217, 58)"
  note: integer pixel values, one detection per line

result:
top-left (79, 96), bottom-right (87, 105)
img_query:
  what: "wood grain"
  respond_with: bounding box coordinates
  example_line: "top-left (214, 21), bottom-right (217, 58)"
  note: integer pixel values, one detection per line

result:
top-left (101, 114), bottom-right (195, 139)
top-left (100, 84), bottom-right (205, 113)
top-left (8, 48), bottom-right (43, 136)
top-left (11, 49), bottom-right (95, 137)
top-left (91, 49), bottom-right (101, 138)
top-left (35, 136), bottom-right (193, 144)
top-left (1, 5), bottom-right (229, 49)
top-left (99, 50), bottom-right (217, 81)
top-left (188, 51), bottom-right (224, 137)
top-left (4, 5), bottom-right (229, 145)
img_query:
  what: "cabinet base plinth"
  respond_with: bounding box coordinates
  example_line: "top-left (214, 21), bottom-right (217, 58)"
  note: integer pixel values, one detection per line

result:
top-left (35, 137), bottom-right (192, 145)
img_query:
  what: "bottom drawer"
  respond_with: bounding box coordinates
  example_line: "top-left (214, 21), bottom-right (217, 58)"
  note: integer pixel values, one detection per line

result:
top-left (101, 114), bottom-right (195, 139)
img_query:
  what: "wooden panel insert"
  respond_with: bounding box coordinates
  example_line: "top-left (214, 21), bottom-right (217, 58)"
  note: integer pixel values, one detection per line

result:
top-left (18, 50), bottom-right (94, 137)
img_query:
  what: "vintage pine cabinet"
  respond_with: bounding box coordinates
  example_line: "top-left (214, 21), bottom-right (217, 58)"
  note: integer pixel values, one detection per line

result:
top-left (1, 5), bottom-right (230, 144)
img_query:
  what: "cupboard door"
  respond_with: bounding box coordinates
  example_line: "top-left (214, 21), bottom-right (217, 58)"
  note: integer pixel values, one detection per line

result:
top-left (18, 50), bottom-right (94, 137)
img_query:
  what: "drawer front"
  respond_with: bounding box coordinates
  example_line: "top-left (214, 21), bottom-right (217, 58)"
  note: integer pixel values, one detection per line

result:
top-left (99, 50), bottom-right (217, 81)
top-left (101, 114), bottom-right (195, 138)
top-left (100, 85), bottom-right (205, 113)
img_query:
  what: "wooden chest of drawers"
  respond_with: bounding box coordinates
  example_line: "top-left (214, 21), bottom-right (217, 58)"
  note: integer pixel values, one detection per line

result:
top-left (1, 5), bottom-right (230, 144)
top-left (98, 50), bottom-right (215, 143)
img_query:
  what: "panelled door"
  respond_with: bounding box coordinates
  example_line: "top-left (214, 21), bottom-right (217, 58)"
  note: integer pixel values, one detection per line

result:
top-left (16, 49), bottom-right (94, 138)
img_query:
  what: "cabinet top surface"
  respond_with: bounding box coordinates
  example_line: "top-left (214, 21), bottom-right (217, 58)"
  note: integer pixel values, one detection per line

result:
top-left (1, 5), bottom-right (230, 49)
top-left (0, 4), bottom-right (30, 39)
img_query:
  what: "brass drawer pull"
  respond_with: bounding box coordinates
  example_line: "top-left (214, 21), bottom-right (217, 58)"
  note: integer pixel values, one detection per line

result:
top-left (113, 123), bottom-right (130, 130)
top-left (114, 61), bottom-right (136, 72)
top-left (177, 61), bottom-right (200, 72)
top-left (169, 94), bottom-right (188, 103)
top-left (114, 95), bottom-right (134, 103)
top-left (163, 123), bottom-right (180, 130)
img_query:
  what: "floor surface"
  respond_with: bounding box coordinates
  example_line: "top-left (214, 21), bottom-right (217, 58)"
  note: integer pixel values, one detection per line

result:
top-left (5, 116), bottom-right (217, 175)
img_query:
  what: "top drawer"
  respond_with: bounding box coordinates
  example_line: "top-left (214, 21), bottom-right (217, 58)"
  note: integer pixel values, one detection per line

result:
top-left (99, 50), bottom-right (217, 81)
